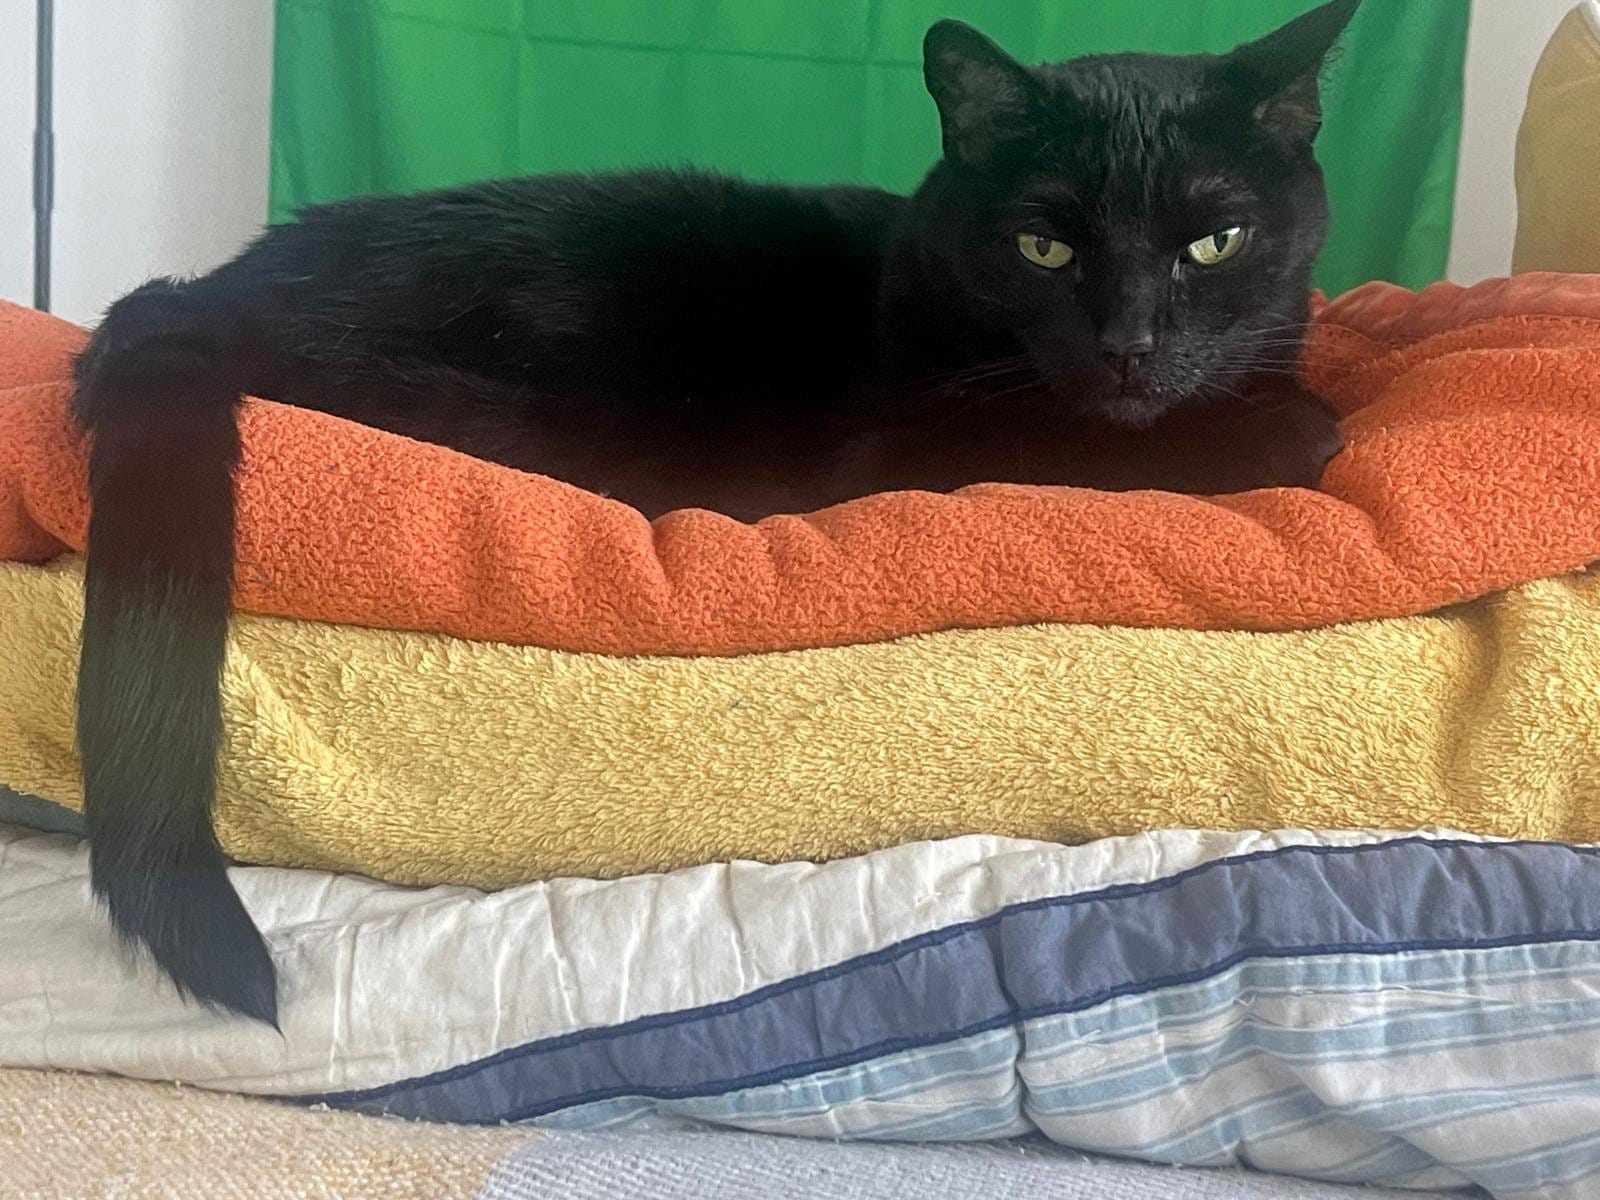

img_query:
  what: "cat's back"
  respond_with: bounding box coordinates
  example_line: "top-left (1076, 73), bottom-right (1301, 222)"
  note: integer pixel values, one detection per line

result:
top-left (239, 168), bottom-right (906, 403)
top-left (253, 170), bottom-right (904, 326)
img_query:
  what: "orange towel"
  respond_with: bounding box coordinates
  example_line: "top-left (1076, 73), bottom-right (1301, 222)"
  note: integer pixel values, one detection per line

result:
top-left (2, 273), bottom-right (1599, 656)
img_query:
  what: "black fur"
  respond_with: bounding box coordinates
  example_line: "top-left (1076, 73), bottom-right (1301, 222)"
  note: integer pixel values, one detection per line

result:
top-left (69, 1), bottom-right (1360, 1022)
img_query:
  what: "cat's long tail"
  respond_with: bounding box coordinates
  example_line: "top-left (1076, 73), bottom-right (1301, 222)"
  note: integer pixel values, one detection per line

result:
top-left (72, 276), bottom-right (278, 1025)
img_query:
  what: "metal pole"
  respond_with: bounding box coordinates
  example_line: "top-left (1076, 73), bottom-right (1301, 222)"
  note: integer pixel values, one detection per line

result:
top-left (33, 0), bottom-right (54, 312)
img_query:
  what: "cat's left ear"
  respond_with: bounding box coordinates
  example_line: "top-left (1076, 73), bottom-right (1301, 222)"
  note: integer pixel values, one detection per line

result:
top-left (924, 21), bottom-right (1045, 170)
top-left (1219, 0), bottom-right (1361, 142)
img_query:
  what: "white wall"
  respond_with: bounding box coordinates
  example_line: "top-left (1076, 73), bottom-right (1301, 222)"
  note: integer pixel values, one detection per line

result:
top-left (46, 0), bottom-right (274, 325)
top-left (1448, 0), bottom-right (1579, 284)
top-left (0, 4), bottom-right (35, 307)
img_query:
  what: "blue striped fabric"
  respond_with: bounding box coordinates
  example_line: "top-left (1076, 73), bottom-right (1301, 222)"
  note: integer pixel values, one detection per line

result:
top-left (309, 837), bottom-right (1600, 1196)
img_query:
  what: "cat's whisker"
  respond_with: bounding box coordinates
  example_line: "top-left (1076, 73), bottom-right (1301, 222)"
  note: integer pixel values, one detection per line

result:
top-left (920, 377), bottom-right (1046, 433)
top-left (879, 357), bottom-right (1039, 414)
top-left (899, 354), bottom-right (1036, 390)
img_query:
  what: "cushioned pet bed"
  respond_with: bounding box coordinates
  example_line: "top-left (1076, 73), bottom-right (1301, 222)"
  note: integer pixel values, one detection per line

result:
top-left (3, 277), bottom-right (1600, 651)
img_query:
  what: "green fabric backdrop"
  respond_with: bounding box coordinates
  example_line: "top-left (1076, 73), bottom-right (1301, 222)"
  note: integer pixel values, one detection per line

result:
top-left (269, 0), bottom-right (1470, 295)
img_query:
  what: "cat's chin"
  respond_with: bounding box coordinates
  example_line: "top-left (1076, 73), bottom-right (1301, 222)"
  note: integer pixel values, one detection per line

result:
top-left (1067, 389), bottom-right (1181, 431)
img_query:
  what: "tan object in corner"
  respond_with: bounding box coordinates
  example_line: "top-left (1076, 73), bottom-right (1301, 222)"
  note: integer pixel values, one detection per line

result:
top-left (1514, 3), bottom-right (1600, 273)
top-left (0, 1066), bottom-right (529, 1200)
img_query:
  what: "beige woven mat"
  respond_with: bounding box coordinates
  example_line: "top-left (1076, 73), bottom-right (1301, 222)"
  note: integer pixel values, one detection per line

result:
top-left (0, 1067), bottom-right (529, 1200)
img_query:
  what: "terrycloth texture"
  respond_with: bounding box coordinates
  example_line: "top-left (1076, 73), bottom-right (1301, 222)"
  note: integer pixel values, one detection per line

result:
top-left (0, 1067), bottom-right (528, 1200)
top-left (3, 276), bottom-right (1600, 656)
top-left (1514, 5), bottom-right (1600, 275)
top-left (2, 558), bottom-right (1597, 884)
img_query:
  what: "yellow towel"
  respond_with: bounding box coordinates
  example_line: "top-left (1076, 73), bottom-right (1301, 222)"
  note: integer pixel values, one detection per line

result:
top-left (1514, 5), bottom-right (1600, 274)
top-left (2, 558), bottom-right (1597, 889)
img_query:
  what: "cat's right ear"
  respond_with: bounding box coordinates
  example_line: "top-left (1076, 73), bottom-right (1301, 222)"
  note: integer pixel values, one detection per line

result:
top-left (1220, 0), bottom-right (1361, 142)
top-left (924, 21), bottom-right (1043, 171)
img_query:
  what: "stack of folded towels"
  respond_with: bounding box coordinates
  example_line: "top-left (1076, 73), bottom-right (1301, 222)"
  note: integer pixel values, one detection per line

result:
top-left (0, 275), bottom-right (1597, 1197)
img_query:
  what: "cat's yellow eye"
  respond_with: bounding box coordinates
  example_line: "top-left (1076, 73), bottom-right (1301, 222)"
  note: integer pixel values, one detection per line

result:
top-left (1186, 226), bottom-right (1248, 267)
top-left (1016, 233), bottom-right (1074, 269)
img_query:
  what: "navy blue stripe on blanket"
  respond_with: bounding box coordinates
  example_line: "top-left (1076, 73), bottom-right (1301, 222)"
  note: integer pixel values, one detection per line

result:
top-left (304, 838), bottom-right (1600, 1123)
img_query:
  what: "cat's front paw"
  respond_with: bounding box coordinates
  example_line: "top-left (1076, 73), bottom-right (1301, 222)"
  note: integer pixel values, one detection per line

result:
top-left (1255, 397), bottom-right (1345, 490)
top-left (1207, 392), bottom-right (1344, 493)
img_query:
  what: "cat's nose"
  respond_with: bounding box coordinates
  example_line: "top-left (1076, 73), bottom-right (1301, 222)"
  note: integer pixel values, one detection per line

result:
top-left (1098, 332), bottom-right (1155, 363)
top-left (1099, 345), bottom-right (1153, 386)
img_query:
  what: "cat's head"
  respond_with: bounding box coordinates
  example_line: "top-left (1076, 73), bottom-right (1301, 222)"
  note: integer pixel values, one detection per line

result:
top-left (910, 0), bottom-right (1359, 427)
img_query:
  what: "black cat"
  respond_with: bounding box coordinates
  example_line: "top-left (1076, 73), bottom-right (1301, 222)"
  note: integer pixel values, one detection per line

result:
top-left (70, 0), bottom-right (1359, 1023)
